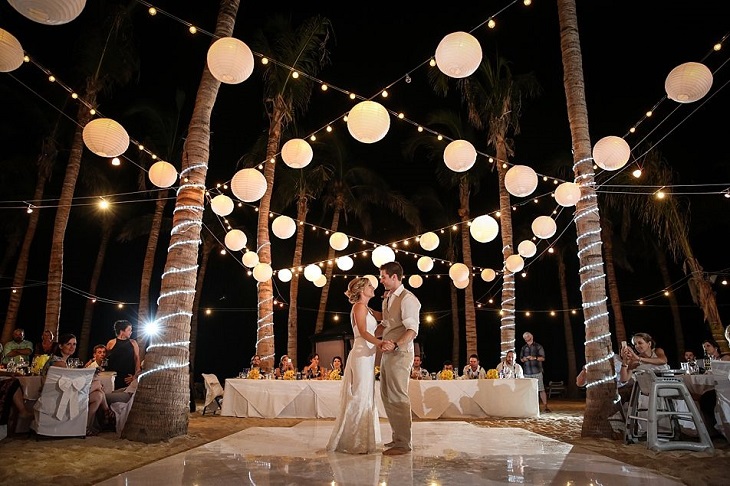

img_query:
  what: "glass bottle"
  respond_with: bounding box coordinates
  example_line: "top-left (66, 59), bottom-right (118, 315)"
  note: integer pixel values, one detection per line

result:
top-left (703, 350), bottom-right (712, 373)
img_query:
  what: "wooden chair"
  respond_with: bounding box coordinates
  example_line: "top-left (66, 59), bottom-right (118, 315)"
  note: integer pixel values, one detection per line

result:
top-left (547, 380), bottom-right (566, 398)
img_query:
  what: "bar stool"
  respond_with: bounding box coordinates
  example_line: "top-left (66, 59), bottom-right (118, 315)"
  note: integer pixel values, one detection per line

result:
top-left (625, 369), bottom-right (713, 452)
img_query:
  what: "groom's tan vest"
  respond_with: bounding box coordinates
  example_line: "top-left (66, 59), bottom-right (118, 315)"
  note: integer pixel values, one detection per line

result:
top-left (382, 288), bottom-right (414, 352)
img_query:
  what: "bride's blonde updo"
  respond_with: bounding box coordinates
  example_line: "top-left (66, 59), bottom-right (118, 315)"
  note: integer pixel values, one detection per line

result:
top-left (344, 277), bottom-right (370, 304)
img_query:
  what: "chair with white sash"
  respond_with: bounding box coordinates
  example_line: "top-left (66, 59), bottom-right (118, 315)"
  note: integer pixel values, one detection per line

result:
top-left (711, 360), bottom-right (730, 440)
top-left (31, 367), bottom-right (95, 438)
top-left (201, 373), bottom-right (224, 415)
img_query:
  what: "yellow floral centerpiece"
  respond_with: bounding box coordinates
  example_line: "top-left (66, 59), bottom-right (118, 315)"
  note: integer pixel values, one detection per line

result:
top-left (247, 368), bottom-right (261, 380)
top-left (328, 369), bottom-right (341, 380)
top-left (440, 369), bottom-right (454, 380)
top-left (31, 354), bottom-right (50, 375)
top-left (486, 369), bottom-right (499, 379)
top-left (283, 369), bottom-right (296, 380)
top-left (374, 366), bottom-right (380, 381)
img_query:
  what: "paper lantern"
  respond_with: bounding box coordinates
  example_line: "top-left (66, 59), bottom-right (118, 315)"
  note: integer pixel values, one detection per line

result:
top-left (252, 262), bottom-right (273, 282)
top-left (419, 232), bottom-right (440, 251)
top-left (272, 215), bottom-right (296, 239)
top-left (481, 268), bottom-right (496, 282)
top-left (329, 232), bottom-right (349, 251)
top-left (454, 278), bottom-right (470, 289)
top-left (435, 31), bottom-right (482, 79)
top-left (532, 216), bottom-right (557, 239)
top-left (210, 194), bottom-right (234, 216)
top-left (554, 182), bottom-right (581, 207)
top-left (336, 256), bottom-right (354, 271)
top-left (281, 138), bottom-right (313, 169)
top-left (224, 229), bottom-right (247, 251)
top-left (371, 245), bottom-right (396, 267)
top-left (347, 101), bottom-right (390, 144)
top-left (364, 274), bottom-right (378, 289)
top-left (303, 264), bottom-right (322, 282)
top-left (207, 37), bottom-right (254, 84)
top-left (449, 263), bottom-right (470, 282)
top-left (231, 168), bottom-right (267, 202)
top-left (82, 118), bottom-right (129, 157)
top-left (408, 275), bottom-right (423, 289)
top-left (8, 0), bottom-right (86, 25)
top-left (443, 139), bottom-right (477, 172)
top-left (242, 251), bottom-right (259, 268)
top-left (148, 161), bottom-right (177, 188)
top-left (517, 240), bottom-right (537, 258)
top-left (314, 275), bottom-right (327, 288)
top-left (470, 215), bottom-right (499, 243)
top-left (665, 62), bottom-right (713, 103)
top-left (0, 29), bottom-right (24, 72)
top-left (417, 256), bottom-right (434, 272)
top-left (505, 254), bottom-right (525, 273)
top-left (278, 268), bottom-right (293, 283)
top-left (505, 165), bottom-right (538, 197)
top-left (593, 136), bottom-right (630, 171)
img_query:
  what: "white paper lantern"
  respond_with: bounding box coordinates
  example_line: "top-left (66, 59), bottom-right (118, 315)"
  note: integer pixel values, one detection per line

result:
top-left (278, 268), bottom-right (293, 283)
top-left (408, 275), bottom-right (423, 289)
top-left (252, 262), bottom-right (273, 282)
top-left (505, 254), bottom-right (525, 273)
top-left (517, 240), bottom-right (537, 258)
top-left (532, 216), bottom-right (557, 239)
top-left (417, 256), bottom-right (434, 272)
top-left (554, 182), bottom-right (581, 207)
top-left (8, 0), bottom-right (86, 25)
top-left (593, 136), bottom-right (630, 171)
top-left (224, 229), bottom-right (247, 251)
top-left (271, 215), bottom-right (296, 239)
top-left (454, 278), bottom-right (470, 289)
top-left (207, 37), bottom-right (254, 84)
top-left (231, 168), bottom-right (267, 202)
top-left (419, 232), bottom-right (440, 251)
top-left (82, 118), bottom-right (129, 157)
top-left (281, 138), bottom-right (313, 169)
top-left (435, 31), bottom-right (482, 79)
top-left (347, 101), bottom-right (390, 144)
top-left (0, 29), bottom-right (24, 72)
top-left (210, 194), bottom-right (234, 216)
top-left (336, 256), bottom-right (354, 271)
top-left (329, 232), bottom-right (349, 251)
top-left (469, 214), bottom-right (499, 243)
top-left (443, 139), bottom-right (477, 172)
top-left (364, 274), bottom-right (379, 289)
top-left (371, 245), bottom-right (396, 267)
top-left (449, 263), bottom-right (470, 282)
top-left (505, 165), bottom-right (538, 197)
top-left (148, 161), bottom-right (177, 188)
top-left (314, 274), bottom-right (327, 288)
top-left (481, 268), bottom-right (496, 282)
top-left (242, 251), bottom-right (259, 268)
top-left (303, 264), bottom-right (322, 282)
top-left (665, 62), bottom-right (713, 103)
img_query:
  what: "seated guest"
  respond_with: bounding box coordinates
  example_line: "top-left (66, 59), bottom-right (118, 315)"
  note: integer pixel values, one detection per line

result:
top-left (274, 355), bottom-right (295, 378)
top-left (409, 354), bottom-right (430, 380)
top-left (619, 332), bottom-right (669, 384)
top-left (250, 354), bottom-right (263, 371)
top-left (682, 348), bottom-right (703, 373)
top-left (462, 353), bottom-right (486, 379)
top-left (302, 353), bottom-right (322, 379)
top-left (496, 350), bottom-right (524, 378)
top-left (85, 345), bottom-right (107, 369)
top-left (436, 360), bottom-right (458, 380)
top-left (330, 356), bottom-right (343, 377)
top-left (702, 338), bottom-right (730, 361)
top-left (34, 329), bottom-right (57, 357)
top-left (2, 328), bottom-right (33, 366)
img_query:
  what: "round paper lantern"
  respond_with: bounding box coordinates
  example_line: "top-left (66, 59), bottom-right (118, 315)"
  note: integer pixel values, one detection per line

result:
top-left (470, 215), bottom-right (499, 243)
top-left (231, 168), bottom-right (267, 202)
top-left (443, 139), bottom-right (477, 172)
top-left (532, 216), bottom-right (557, 239)
top-left (454, 278), bottom-right (470, 289)
top-left (435, 31), bottom-right (482, 79)
top-left (449, 263), bottom-right (470, 282)
top-left (505, 165), bottom-right (538, 197)
top-left (224, 229), bottom-right (247, 251)
top-left (314, 275), bottom-right (327, 288)
top-left (329, 232), bottom-right (349, 251)
top-left (210, 194), bottom-right (234, 216)
top-left (371, 245), bottom-right (396, 267)
top-left (303, 264), bottom-right (322, 282)
top-left (554, 182), bottom-right (581, 207)
top-left (281, 138), bottom-right (313, 169)
top-left (408, 275), bottom-right (423, 289)
top-left (148, 161), bottom-right (177, 188)
top-left (505, 254), bottom-right (525, 273)
top-left (517, 240), bottom-right (537, 258)
top-left (8, 0), bottom-right (86, 25)
top-left (271, 215), bottom-right (296, 239)
top-left (242, 251), bottom-right (259, 268)
top-left (0, 29), bottom-right (24, 72)
top-left (347, 100), bottom-right (390, 144)
top-left (419, 232), bottom-right (440, 251)
top-left (207, 37), bottom-right (254, 84)
top-left (665, 62), bottom-right (713, 103)
top-left (82, 118), bottom-right (129, 157)
top-left (278, 268), bottom-right (293, 283)
top-left (481, 268), bottom-right (496, 282)
top-left (417, 256), bottom-right (434, 272)
top-left (364, 274), bottom-right (378, 289)
top-left (593, 136), bottom-right (630, 171)
top-left (336, 256), bottom-right (354, 271)
top-left (252, 262), bottom-right (273, 282)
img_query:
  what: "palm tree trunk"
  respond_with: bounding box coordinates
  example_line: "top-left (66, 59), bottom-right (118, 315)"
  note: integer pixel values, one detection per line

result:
top-left (601, 217), bottom-right (626, 344)
top-left (287, 195), bottom-right (309, 366)
top-left (496, 138), bottom-right (516, 355)
top-left (315, 200), bottom-right (344, 334)
top-left (556, 249), bottom-right (579, 398)
top-left (446, 239), bottom-right (460, 365)
top-left (654, 244), bottom-right (684, 355)
top-left (458, 179), bottom-right (478, 357)
top-left (189, 232), bottom-right (214, 400)
top-left (79, 223), bottom-right (112, 360)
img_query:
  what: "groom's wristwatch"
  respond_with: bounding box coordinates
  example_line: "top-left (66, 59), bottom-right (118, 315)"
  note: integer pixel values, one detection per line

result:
top-left (393, 342), bottom-right (399, 350)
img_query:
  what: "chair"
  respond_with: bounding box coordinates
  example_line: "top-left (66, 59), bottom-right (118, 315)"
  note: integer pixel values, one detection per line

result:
top-left (711, 361), bottom-right (730, 440)
top-left (201, 373), bottom-right (224, 415)
top-left (108, 378), bottom-right (138, 437)
top-left (31, 367), bottom-right (96, 438)
top-left (547, 380), bottom-right (566, 398)
top-left (624, 369), bottom-right (713, 452)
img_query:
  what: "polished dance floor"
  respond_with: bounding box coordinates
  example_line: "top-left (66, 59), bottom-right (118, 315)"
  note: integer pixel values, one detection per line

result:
top-left (95, 420), bottom-right (680, 485)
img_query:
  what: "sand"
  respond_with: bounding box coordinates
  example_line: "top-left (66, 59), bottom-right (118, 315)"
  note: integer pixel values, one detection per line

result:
top-left (0, 399), bottom-right (727, 485)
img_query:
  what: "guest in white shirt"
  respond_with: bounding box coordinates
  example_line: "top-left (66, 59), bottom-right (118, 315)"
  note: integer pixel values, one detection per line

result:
top-left (409, 355), bottom-right (431, 380)
top-left (496, 350), bottom-right (524, 378)
top-left (85, 345), bottom-right (107, 369)
top-left (462, 353), bottom-right (486, 379)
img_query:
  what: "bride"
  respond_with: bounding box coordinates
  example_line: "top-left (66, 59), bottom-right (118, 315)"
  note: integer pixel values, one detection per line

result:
top-left (327, 277), bottom-right (384, 454)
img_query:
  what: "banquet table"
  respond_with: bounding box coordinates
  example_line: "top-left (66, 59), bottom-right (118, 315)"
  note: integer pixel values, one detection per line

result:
top-left (682, 373), bottom-right (716, 397)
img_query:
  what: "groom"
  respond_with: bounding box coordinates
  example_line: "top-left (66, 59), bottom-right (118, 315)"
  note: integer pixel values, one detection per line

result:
top-left (379, 261), bottom-right (421, 456)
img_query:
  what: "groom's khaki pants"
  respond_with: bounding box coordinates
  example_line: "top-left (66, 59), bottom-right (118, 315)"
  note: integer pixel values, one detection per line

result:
top-left (380, 349), bottom-right (413, 450)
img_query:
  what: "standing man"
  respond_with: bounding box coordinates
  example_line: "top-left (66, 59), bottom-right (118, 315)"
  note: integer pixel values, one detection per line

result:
top-left (379, 261), bottom-right (421, 456)
top-left (106, 320), bottom-right (141, 390)
top-left (2, 328), bottom-right (33, 366)
top-left (520, 331), bottom-right (550, 413)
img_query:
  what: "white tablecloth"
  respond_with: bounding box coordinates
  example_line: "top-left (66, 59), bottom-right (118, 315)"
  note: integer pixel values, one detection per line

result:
top-left (682, 373), bottom-right (715, 397)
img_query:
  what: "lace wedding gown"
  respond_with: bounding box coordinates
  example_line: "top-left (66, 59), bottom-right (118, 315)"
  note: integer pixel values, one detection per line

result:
top-left (326, 309), bottom-right (381, 453)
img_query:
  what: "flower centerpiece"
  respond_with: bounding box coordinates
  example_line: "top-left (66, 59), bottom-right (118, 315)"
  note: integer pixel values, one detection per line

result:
top-left (31, 354), bottom-right (50, 375)
top-left (247, 368), bottom-right (261, 380)
top-left (328, 369), bottom-right (341, 380)
top-left (374, 366), bottom-right (380, 381)
top-left (486, 368), bottom-right (499, 379)
top-left (283, 369), bottom-right (296, 380)
top-left (440, 369), bottom-right (454, 380)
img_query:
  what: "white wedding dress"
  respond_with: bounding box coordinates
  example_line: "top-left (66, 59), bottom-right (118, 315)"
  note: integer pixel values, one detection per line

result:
top-left (326, 309), bottom-right (381, 453)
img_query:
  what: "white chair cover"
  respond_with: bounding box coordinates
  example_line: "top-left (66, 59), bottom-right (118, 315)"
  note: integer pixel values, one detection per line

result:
top-left (109, 378), bottom-right (137, 438)
top-left (202, 373), bottom-right (224, 414)
top-left (711, 361), bottom-right (730, 440)
top-left (31, 367), bottom-right (95, 437)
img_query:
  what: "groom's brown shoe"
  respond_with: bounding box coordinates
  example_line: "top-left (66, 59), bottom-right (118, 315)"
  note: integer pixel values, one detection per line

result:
top-left (383, 447), bottom-right (411, 456)
top-left (384, 441), bottom-right (395, 448)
